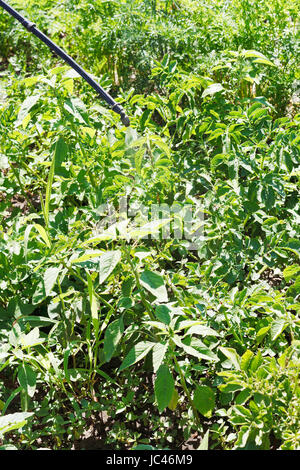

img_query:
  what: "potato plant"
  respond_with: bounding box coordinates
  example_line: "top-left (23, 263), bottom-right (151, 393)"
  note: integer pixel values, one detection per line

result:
top-left (0, 0), bottom-right (299, 450)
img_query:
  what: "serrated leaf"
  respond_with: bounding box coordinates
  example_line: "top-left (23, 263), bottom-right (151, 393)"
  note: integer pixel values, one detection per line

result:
top-left (242, 49), bottom-right (270, 60)
top-left (270, 319), bottom-right (287, 341)
top-left (99, 250), bottom-right (122, 284)
top-left (155, 364), bottom-right (174, 413)
top-left (33, 224), bottom-right (51, 248)
top-left (235, 389), bottom-right (252, 405)
top-left (198, 430), bottom-right (209, 450)
top-left (219, 347), bottom-right (241, 370)
top-left (16, 95), bottom-right (40, 127)
top-left (256, 326), bottom-right (270, 344)
top-left (250, 352), bottom-right (263, 372)
top-left (172, 335), bottom-right (209, 361)
top-left (64, 97), bottom-right (88, 124)
top-left (186, 324), bottom-right (220, 337)
top-left (155, 305), bottom-right (171, 325)
top-left (104, 318), bottom-right (124, 362)
top-left (0, 412), bottom-right (34, 437)
top-left (71, 250), bottom-right (105, 264)
top-left (44, 267), bottom-right (60, 297)
top-left (202, 83), bottom-right (224, 98)
top-left (283, 265), bottom-right (300, 282)
top-left (119, 341), bottom-right (155, 371)
top-left (140, 270), bottom-right (168, 303)
top-left (168, 388), bottom-right (179, 411)
top-left (21, 327), bottom-right (44, 348)
top-left (240, 350), bottom-right (254, 371)
top-left (129, 219), bottom-right (170, 240)
top-left (152, 342), bottom-right (168, 373)
top-left (253, 58), bottom-right (275, 66)
top-left (17, 364), bottom-right (36, 398)
top-left (193, 385), bottom-right (215, 417)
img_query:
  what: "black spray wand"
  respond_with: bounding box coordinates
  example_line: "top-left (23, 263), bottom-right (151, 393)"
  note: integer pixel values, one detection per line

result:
top-left (0, 0), bottom-right (130, 126)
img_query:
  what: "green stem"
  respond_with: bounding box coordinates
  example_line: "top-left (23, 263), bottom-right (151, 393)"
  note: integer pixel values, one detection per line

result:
top-left (66, 264), bottom-right (113, 310)
top-left (122, 241), bottom-right (156, 322)
top-left (172, 351), bottom-right (201, 428)
top-left (57, 277), bottom-right (69, 347)
top-left (223, 310), bottom-right (244, 348)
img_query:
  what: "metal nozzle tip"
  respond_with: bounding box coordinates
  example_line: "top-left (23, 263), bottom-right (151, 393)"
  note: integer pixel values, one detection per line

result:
top-left (121, 114), bottom-right (130, 127)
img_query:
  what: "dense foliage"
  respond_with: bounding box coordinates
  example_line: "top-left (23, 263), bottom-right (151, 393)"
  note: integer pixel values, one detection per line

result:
top-left (0, 0), bottom-right (299, 450)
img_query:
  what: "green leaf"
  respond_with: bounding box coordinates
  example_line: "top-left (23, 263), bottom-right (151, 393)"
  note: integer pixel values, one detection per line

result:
top-left (282, 239), bottom-right (300, 258)
top-left (250, 352), bottom-right (263, 372)
top-left (256, 326), bottom-right (270, 344)
top-left (193, 385), bottom-right (215, 417)
top-left (33, 224), bottom-right (51, 248)
top-left (21, 327), bottom-right (44, 348)
top-left (71, 250), bottom-right (105, 264)
top-left (155, 305), bottom-right (171, 325)
top-left (253, 58), bottom-right (275, 66)
top-left (173, 335), bottom-right (216, 361)
top-left (99, 250), bottom-right (122, 284)
top-left (0, 412), bottom-right (34, 437)
top-left (198, 430), bottom-right (209, 450)
top-left (270, 319), bottom-right (287, 341)
top-left (186, 324), bottom-right (220, 337)
top-left (149, 135), bottom-right (171, 159)
top-left (104, 318), bottom-right (124, 362)
top-left (17, 364), bottom-right (36, 398)
top-left (129, 219), bottom-right (171, 240)
top-left (14, 316), bottom-right (56, 327)
top-left (240, 350), bottom-right (254, 371)
top-left (134, 147), bottom-right (145, 175)
top-left (168, 388), bottom-right (179, 411)
top-left (133, 445), bottom-right (157, 450)
top-left (152, 342), bottom-right (169, 373)
top-left (64, 97), bottom-right (88, 124)
top-left (54, 137), bottom-right (68, 176)
top-left (140, 270), bottom-right (168, 303)
top-left (16, 95), bottom-right (40, 127)
top-left (235, 389), bottom-right (252, 405)
top-left (202, 83), bottom-right (224, 98)
top-left (44, 267), bottom-right (60, 297)
top-left (24, 224), bottom-right (33, 262)
top-left (32, 281), bottom-right (46, 305)
top-left (154, 364), bottom-right (174, 413)
top-left (219, 347), bottom-right (241, 370)
top-left (283, 265), bottom-right (300, 282)
top-left (144, 321), bottom-right (167, 331)
top-left (190, 339), bottom-right (220, 362)
top-left (242, 49), bottom-right (271, 61)
top-left (219, 382), bottom-right (244, 393)
top-left (119, 341), bottom-right (155, 371)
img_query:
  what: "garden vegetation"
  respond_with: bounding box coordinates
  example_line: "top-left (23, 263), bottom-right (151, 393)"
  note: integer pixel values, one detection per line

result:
top-left (0, 0), bottom-right (299, 450)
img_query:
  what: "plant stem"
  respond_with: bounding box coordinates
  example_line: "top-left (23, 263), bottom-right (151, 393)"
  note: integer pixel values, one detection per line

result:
top-left (122, 241), bottom-right (156, 322)
top-left (172, 351), bottom-right (201, 428)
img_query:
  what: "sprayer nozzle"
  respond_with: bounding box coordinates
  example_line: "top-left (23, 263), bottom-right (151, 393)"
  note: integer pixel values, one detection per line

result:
top-left (110, 102), bottom-right (130, 127)
top-left (121, 113), bottom-right (130, 127)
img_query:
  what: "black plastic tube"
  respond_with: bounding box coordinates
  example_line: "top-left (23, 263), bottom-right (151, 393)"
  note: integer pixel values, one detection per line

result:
top-left (0, 0), bottom-right (130, 126)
